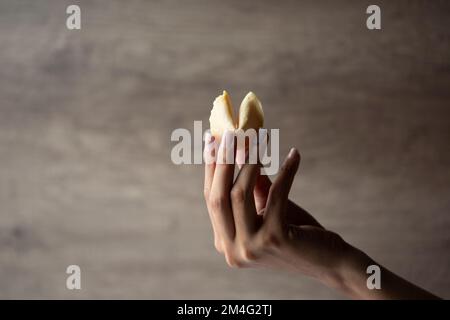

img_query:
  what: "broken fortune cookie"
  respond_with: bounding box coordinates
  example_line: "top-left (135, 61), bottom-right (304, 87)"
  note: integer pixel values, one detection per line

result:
top-left (209, 90), bottom-right (264, 139)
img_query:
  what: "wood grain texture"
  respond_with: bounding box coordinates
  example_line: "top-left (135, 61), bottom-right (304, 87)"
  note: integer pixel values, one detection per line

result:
top-left (0, 0), bottom-right (449, 298)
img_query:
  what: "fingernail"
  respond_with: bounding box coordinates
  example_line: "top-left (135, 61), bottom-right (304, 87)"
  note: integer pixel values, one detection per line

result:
top-left (288, 147), bottom-right (298, 159)
top-left (281, 148), bottom-right (299, 170)
top-left (204, 131), bottom-right (213, 144)
top-left (204, 132), bottom-right (215, 151)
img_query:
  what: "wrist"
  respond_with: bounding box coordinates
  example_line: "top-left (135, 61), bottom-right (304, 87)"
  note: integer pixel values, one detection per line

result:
top-left (324, 244), bottom-right (375, 299)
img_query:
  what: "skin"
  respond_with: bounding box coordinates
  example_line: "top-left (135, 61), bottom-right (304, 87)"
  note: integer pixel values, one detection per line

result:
top-left (203, 131), bottom-right (440, 299)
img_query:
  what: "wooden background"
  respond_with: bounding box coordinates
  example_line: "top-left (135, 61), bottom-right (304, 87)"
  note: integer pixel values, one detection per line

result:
top-left (0, 0), bottom-right (449, 299)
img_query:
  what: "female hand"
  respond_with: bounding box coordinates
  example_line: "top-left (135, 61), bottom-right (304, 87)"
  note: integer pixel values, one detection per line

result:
top-left (203, 132), bottom-right (353, 285)
top-left (203, 131), bottom-right (439, 299)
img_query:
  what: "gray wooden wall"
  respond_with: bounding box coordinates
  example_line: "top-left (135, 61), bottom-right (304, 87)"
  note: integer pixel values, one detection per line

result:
top-left (0, 0), bottom-right (449, 299)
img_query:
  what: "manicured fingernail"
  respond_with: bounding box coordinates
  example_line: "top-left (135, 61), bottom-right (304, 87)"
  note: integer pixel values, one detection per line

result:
top-left (280, 148), bottom-right (299, 170)
top-left (288, 147), bottom-right (298, 159)
top-left (204, 131), bottom-right (213, 144)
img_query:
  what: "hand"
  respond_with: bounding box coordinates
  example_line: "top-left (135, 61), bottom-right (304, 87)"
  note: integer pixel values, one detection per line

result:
top-left (203, 131), bottom-right (440, 299)
top-left (203, 132), bottom-right (352, 283)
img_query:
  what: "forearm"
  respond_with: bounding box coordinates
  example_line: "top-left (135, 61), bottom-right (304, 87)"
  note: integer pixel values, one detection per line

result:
top-left (330, 246), bottom-right (440, 300)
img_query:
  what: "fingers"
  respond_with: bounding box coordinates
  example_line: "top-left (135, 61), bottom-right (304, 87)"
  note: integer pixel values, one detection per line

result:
top-left (231, 162), bottom-right (260, 239)
top-left (203, 132), bottom-right (216, 199)
top-left (209, 131), bottom-right (237, 241)
top-left (252, 131), bottom-right (271, 212)
top-left (235, 130), bottom-right (271, 213)
top-left (204, 132), bottom-right (223, 249)
top-left (264, 148), bottom-right (301, 229)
